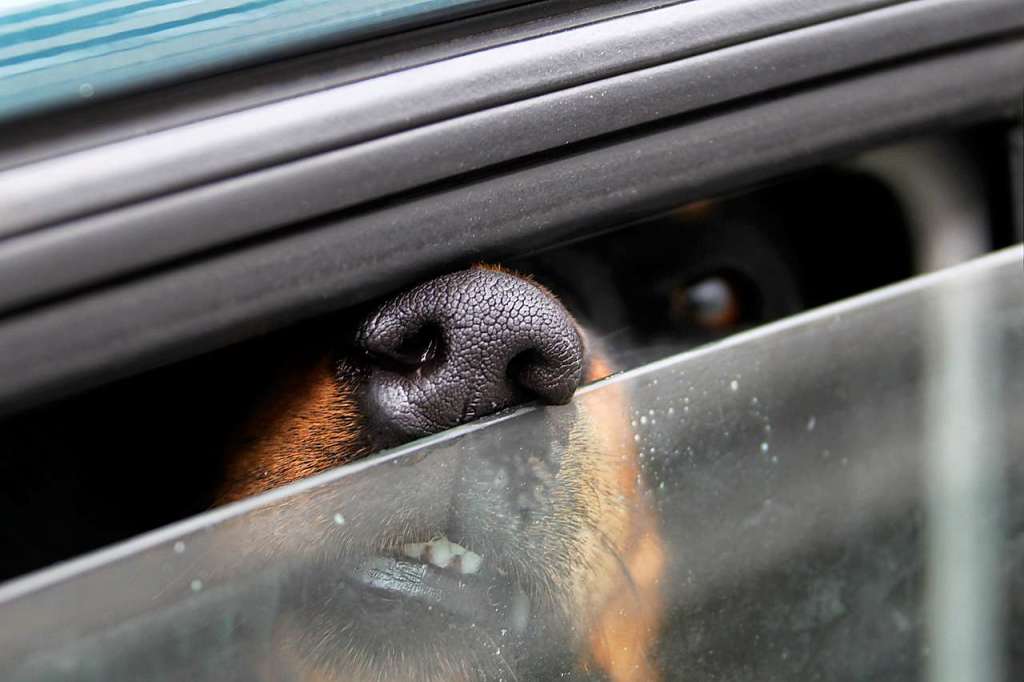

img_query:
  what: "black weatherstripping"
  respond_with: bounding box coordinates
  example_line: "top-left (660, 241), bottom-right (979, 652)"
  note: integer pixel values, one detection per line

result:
top-left (0, 38), bottom-right (1020, 416)
top-left (0, 0), bottom-right (1020, 319)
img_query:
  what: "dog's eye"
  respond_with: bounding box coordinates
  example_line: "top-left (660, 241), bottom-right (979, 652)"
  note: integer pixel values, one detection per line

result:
top-left (669, 273), bottom-right (750, 332)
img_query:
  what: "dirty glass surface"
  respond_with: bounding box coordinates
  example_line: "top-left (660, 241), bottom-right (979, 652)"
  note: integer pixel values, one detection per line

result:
top-left (0, 0), bottom-right (517, 121)
top-left (0, 247), bottom-right (1021, 681)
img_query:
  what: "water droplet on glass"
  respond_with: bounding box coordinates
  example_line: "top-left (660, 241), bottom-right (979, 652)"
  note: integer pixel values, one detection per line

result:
top-left (760, 442), bottom-right (769, 453)
top-left (190, 579), bottom-right (203, 592)
top-left (640, 415), bottom-right (648, 425)
top-left (807, 416), bottom-right (816, 431)
top-left (730, 380), bottom-right (739, 392)
top-left (333, 512), bottom-right (346, 525)
top-left (79, 83), bottom-right (94, 98)
top-left (173, 541), bottom-right (186, 554)
top-left (667, 407), bottom-right (675, 415)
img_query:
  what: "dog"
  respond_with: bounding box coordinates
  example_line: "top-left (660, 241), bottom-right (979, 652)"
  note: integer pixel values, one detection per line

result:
top-left (205, 263), bottom-right (664, 681)
top-left (0, 170), bottom-right (915, 680)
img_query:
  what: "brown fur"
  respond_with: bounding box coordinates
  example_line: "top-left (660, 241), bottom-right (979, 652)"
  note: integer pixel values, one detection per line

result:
top-left (574, 356), bottom-right (663, 681)
top-left (218, 352), bottom-right (368, 503)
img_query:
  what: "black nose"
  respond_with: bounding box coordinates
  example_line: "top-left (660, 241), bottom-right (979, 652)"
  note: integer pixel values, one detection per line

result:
top-left (355, 267), bottom-right (584, 445)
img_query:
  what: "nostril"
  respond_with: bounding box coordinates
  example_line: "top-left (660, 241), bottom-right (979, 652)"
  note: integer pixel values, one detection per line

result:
top-left (507, 343), bottom-right (581, 406)
top-left (365, 322), bottom-right (445, 374)
top-left (506, 349), bottom-right (541, 389)
top-left (506, 348), bottom-right (542, 399)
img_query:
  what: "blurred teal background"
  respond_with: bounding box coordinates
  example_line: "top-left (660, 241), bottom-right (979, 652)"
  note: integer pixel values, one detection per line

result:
top-left (0, 0), bottom-right (510, 121)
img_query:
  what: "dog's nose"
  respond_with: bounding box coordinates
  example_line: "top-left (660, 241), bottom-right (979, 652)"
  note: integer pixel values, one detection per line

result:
top-left (355, 267), bottom-right (584, 445)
